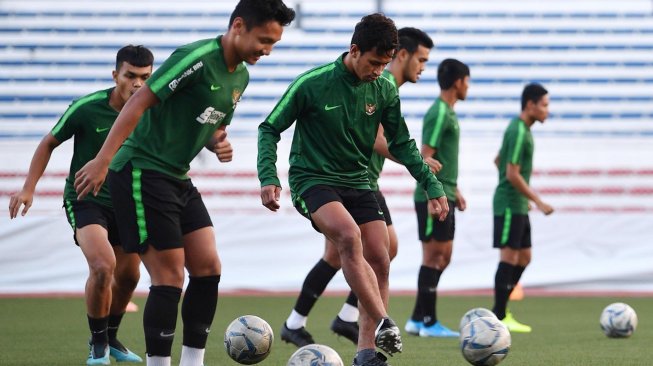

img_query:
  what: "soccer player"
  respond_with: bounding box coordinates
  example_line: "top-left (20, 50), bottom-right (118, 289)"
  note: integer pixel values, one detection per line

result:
top-left (279, 27), bottom-right (435, 348)
top-left (491, 83), bottom-right (554, 333)
top-left (73, 1), bottom-right (295, 366)
top-left (8, 45), bottom-right (153, 365)
top-left (258, 14), bottom-right (449, 366)
top-left (405, 58), bottom-right (470, 338)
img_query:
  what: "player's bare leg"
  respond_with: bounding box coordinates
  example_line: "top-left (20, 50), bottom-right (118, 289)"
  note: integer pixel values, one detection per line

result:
top-left (78, 225), bottom-right (116, 364)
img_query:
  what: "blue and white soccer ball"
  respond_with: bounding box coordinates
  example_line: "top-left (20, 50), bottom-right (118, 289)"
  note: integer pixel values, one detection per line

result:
top-left (600, 302), bottom-right (638, 338)
top-left (287, 344), bottom-right (344, 366)
top-left (459, 307), bottom-right (498, 333)
top-left (224, 315), bottom-right (274, 364)
top-left (460, 316), bottom-right (511, 366)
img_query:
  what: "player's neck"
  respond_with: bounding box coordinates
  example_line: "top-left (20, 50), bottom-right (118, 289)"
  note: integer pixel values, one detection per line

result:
top-left (519, 112), bottom-right (536, 127)
top-left (439, 89), bottom-right (458, 108)
top-left (387, 64), bottom-right (405, 87)
top-left (220, 33), bottom-right (241, 72)
top-left (108, 88), bottom-right (126, 112)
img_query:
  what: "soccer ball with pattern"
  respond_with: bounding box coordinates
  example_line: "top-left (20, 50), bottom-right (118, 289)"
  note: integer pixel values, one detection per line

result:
top-left (460, 316), bottom-right (511, 366)
top-left (287, 344), bottom-right (344, 366)
top-left (459, 307), bottom-right (498, 333)
top-left (224, 315), bottom-right (274, 364)
top-left (600, 302), bottom-right (638, 338)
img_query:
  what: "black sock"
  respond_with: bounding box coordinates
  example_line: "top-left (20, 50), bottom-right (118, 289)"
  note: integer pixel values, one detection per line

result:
top-left (182, 275), bottom-right (220, 349)
top-left (294, 259), bottom-right (338, 315)
top-left (345, 291), bottom-right (358, 308)
top-left (108, 312), bottom-right (126, 351)
top-left (414, 266), bottom-right (442, 326)
top-left (509, 265), bottom-right (526, 297)
top-left (88, 315), bottom-right (109, 356)
top-left (493, 262), bottom-right (516, 320)
top-left (143, 285), bottom-right (182, 357)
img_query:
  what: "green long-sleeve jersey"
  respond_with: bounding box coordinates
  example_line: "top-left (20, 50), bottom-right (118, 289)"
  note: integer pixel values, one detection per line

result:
top-left (257, 53), bottom-right (444, 203)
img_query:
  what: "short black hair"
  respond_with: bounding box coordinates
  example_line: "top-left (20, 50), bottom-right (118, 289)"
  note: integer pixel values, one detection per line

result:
top-left (116, 45), bottom-right (154, 71)
top-left (521, 83), bottom-right (548, 110)
top-left (351, 13), bottom-right (398, 56)
top-left (437, 58), bottom-right (470, 90)
top-left (397, 27), bottom-right (434, 54)
top-left (229, 0), bottom-right (295, 29)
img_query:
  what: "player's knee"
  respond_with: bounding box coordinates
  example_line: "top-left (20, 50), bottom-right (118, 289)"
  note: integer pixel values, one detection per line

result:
top-left (115, 267), bottom-right (140, 291)
top-left (331, 229), bottom-right (361, 256)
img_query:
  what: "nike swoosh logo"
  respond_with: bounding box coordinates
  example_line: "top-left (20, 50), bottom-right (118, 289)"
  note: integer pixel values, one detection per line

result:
top-left (324, 104), bottom-right (342, 111)
top-left (159, 331), bottom-right (175, 337)
top-left (210, 84), bottom-right (221, 91)
top-left (205, 328), bottom-right (211, 334)
top-left (95, 127), bottom-right (110, 133)
top-left (378, 210), bottom-right (384, 215)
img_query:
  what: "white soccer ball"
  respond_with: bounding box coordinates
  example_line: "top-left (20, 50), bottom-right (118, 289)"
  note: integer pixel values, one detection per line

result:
top-left (287, 344), bottom-right (344, 366)
top-left (600, 302), bottom-right (638, 338)
top-left (460, 307), bottom-right (498, 333)
top-left (224, 315), bottom-right (274, 364)
top-left (460, 316), bottom-right (511, 366)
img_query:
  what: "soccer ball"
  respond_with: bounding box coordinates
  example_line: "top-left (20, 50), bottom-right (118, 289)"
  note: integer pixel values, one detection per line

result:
top-left (224, 315), bottom-right (274, 364)
top-left (600, 302), bottom-right (638, 338)
top-left (460, 317), bottom-right (511, 366)
top-left (287, 344), bottom-right (344, 366)
top-left (459, 307), bottom-right (498, 333)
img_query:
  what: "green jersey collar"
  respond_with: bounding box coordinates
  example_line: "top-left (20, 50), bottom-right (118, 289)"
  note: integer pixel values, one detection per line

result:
top-left (335, 53), bottom-right (363, 86)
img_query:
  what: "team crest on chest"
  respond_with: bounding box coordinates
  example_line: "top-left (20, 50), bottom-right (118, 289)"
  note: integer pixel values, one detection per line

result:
top-left (365, 103), bottom-right (377, 116)
top-left (232, 89), bottom-right (242, 107)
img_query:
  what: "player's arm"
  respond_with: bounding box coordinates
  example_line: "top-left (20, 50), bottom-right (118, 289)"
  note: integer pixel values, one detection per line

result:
top-left (506, 163), bottom-right (553, 215)
top-left (74, 86), bottom-right (159, 199)
top-left (206, 125), bottom-right (233, 162)
top-left (372, 125), bottom-right (399, 163)
top-left (381, 95), bottom-right (448, 221)
top-left (9, 133), bottom-right (61, 218)
top-left (257, 79), bottom-right (303, 211)
top-left (420, 144), bottom-right (442, 174)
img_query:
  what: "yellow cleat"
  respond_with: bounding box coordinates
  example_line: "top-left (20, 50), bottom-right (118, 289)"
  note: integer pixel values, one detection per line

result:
top-left (501, 312), bottom-right (532, 333)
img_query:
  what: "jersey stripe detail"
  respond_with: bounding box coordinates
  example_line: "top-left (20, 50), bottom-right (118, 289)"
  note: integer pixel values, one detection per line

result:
top-left (131, 168), bottom-right (148, 245)
top-left (51, 90), bottom-right (108, 136)
top-left (511, 121), bottom-right (526, 164)
top-left (64, 200), bottom-right (76, 229)
top-left (428, 100), bottom-right (447, 147)
top-left (267, 63), bottom-right (336, 125)
top-left (425, 213), bottom-right (434, 237)
top-left (500, 208), bottom-right (512, 245)
top-left (149, 41), bottom-right (218, 94)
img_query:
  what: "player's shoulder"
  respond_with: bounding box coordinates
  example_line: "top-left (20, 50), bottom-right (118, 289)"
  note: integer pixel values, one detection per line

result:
top-left (68, 88), bottom-right (111, 114)
top-left (293, 61), bottom-right (338, 87)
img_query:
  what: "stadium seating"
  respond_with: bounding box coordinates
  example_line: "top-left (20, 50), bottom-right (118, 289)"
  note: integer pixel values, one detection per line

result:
top-left (1, 0), bottom-right (652, 139)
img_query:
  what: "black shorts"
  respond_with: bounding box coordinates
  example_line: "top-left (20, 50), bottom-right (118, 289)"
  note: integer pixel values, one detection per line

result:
top-left (493, 212), bottom-right (531, 249)
top-left (294, 185), bottom-right (385, 233)
top-left (415, 200), bottom-right (455, 242)
top-left (374, 190), bottom-right (392, 226)
top-left (107, 163), bottom-right (213, 254)
top-left (63, 199), bottom-right (121, 246)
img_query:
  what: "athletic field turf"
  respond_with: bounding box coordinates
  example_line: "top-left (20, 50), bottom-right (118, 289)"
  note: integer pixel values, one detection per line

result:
top-left (0, 294), bottom-right (649, 365)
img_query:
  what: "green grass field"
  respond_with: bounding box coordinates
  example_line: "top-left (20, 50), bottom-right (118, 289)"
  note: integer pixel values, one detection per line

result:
top-left (0, 294), bottom-right (649, 365)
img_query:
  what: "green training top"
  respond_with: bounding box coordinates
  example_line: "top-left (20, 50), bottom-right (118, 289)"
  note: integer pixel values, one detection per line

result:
top-left (110, 36), bottom-right (249, 179)
top-left (414, 97), bottom-right (460, 202)
top-left (51, 88), bottom-right (117, 207)
top-left (258, 54), bottom-right (444, 203)
top-left (367, 69), bottom-right (398, 191)
top-left (493, 118), bottom-right (534, 215)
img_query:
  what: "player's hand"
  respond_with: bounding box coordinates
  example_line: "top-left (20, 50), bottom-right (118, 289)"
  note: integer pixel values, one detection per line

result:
top-left (213, 130), bottom-right (233, 162)
top-left (8, 190), bottom-right (34, 219)
top-left (425, 157), bottom-right (442, 174)
top-left (536, 200), bottom-right (554, 215)
top-left (74, 158), bottom-right (108, 200)
top-left (260, 184), bottom-right (282, 212)
top-left (427, 196), bottom-right (449, 221)
top-left (456, 191), bottom-right (467, 211)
